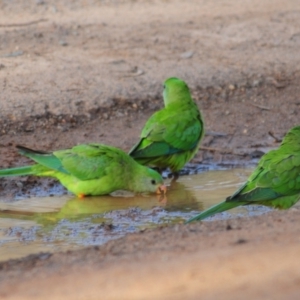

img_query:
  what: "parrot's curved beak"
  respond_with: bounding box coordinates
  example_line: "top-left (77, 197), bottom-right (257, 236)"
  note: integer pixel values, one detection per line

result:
top-left (156, 184), bottom-right (167, 195)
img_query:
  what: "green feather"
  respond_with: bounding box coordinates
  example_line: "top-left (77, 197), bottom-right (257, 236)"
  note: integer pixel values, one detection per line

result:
top-left (17, 145), bottom-right (69, 174)
top-left (186, 201), bottom-right (242, 223)
top-left (129, 77), bottom-right (204, 173)
top-left (187, 125), bottom-right (300, 223)
top-left (0, 166), bottom-right (35, 177)
top-left (0, 144), bottom-right (165, 197)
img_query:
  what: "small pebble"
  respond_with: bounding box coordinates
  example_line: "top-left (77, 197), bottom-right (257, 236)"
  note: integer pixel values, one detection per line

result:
top-left (16, 182), bottom-right (23, 188)
top-left (59, 40), bottom-right (68, 46)
top-left (180, 51), bottom-right (194, 59)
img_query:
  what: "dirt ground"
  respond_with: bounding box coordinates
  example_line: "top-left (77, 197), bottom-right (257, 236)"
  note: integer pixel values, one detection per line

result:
top-left (1, 0), bottom-right (300, 299)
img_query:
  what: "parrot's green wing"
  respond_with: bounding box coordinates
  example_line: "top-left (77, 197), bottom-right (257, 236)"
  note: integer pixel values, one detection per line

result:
top-left (186, 153), bottom-right (300, 223)
top-left (186, 126), bottom-right (300, 223)
top-left (228, 151), bottom-right (300, 204)
top-left (53, 144), bottom-right (124, 181)
top-left (17, 144), bottom-right (123, 181)
top-left (130, 104), bottom-right (203, 158)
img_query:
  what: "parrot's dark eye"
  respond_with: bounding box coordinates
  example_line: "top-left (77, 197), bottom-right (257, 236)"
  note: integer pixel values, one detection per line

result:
top-left (151, 179), bottom-right (156, 185)
top-left (163, 85), bottom-right (166, 89)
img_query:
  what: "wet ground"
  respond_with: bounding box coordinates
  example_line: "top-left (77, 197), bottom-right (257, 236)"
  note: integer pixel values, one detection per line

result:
top-left (1, 0), bottom-right (300, 299)
top-left (0, 166), bottom-right (259, 261)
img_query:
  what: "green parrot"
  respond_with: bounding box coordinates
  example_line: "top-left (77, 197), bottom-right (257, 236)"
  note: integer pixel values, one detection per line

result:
top-left (0, 144), bottom-right (166, 197)
top-left (186, 126), bottom-right (300, 223)
top-left (129, 77), bottom-right (204, 178)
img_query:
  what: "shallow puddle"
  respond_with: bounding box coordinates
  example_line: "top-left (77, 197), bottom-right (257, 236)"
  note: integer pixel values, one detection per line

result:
top-left (0, 167), bottom-right (277, 261)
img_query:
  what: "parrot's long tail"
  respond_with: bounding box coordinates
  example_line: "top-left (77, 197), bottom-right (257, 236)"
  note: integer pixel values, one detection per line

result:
top-left (185, 201), bottom-right (244, 223)
top-left (0, 166), bottom-right (36, 177)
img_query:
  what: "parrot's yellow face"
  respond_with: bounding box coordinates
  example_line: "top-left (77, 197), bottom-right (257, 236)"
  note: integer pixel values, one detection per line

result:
top-left (132, 166), bottom-right (166, 194)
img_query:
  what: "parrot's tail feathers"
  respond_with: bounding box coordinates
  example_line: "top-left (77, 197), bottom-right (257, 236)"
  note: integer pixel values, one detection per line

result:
top-left (185, 201), bottom-right (241, 223)
top-left (16, 145), bottom-right (49, 155)
top-left (0, 166), bottom-right (35, 177)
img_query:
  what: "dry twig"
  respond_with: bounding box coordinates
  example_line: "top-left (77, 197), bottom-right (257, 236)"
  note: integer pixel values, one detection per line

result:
top-left (268, 131), bottom-right (282, 143)
top-left (0, 19), bottom-right (47, 27)
top-left (250, 103), bottom-right (271, 110)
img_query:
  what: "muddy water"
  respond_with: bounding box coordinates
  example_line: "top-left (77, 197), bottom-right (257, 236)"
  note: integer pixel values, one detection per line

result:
top-left (0, 167), bottom-right (273, 262)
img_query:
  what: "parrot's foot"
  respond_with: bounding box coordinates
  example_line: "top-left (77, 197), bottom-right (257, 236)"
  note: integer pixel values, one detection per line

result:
top-left (157, 194), bottom-right (167, 205)
top-left (78, 193), bottom-right (86, 199)
top-left (168, 172), bottom-right (179, 182)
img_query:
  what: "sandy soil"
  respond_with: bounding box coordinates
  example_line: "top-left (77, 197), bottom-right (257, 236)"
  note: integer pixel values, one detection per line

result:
top-left (1, 0), bottom-right (300, 298)
top-left (1, 209), bottom-right (300, 300)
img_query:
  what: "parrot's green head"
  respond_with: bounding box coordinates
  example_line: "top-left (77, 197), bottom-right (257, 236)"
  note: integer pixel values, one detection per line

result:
top-left (281, 126), bottom-right (300, 149)
top-left (131, 166), bottom-right (167, 195)
top-left (163, 77), bottom-right (192, 106)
